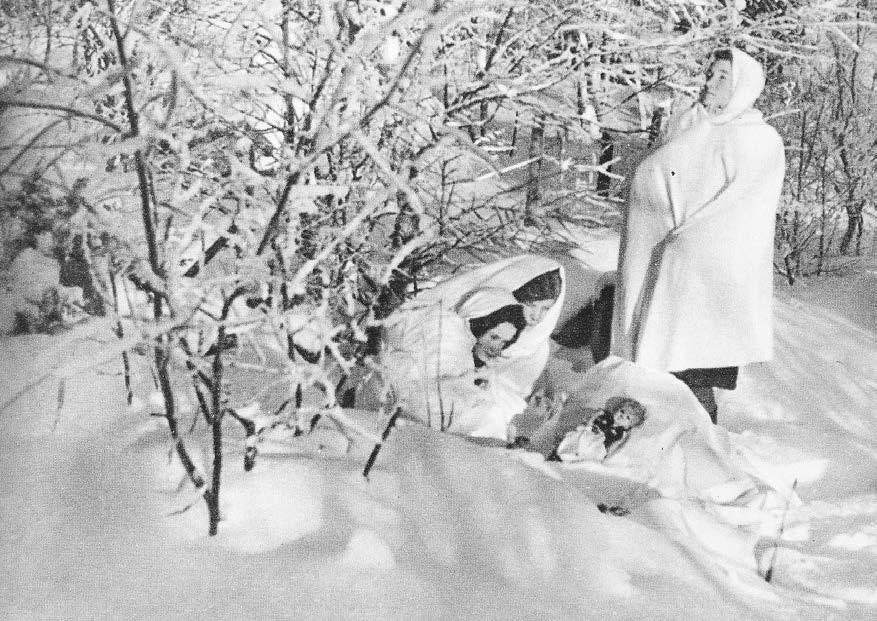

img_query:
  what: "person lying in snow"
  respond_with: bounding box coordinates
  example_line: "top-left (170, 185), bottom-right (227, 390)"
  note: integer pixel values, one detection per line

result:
top-left (548, 397), bottom-right (647, 462)
top-left (402, 254), bottom-right (565, 402)
top-left (377, 287), bottom-right (528, 440)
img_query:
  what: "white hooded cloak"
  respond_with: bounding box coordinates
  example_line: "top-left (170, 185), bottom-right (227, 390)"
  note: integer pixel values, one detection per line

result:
top-left (612, 48), bottom-right (785, 371)
top-left (404, 254), bottom-right (566, 396)
top-left (381, 287), bottom-right (528, 440)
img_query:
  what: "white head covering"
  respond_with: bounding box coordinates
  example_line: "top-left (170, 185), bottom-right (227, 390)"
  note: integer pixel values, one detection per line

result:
top-left (455, 287), bottom-right (520, 322)
top-left (709, 47), bottom-right (766, 125)
top-left (664, 47), bottom-right (767, 140)
top-left (409, 255), bottom-right (565, 352)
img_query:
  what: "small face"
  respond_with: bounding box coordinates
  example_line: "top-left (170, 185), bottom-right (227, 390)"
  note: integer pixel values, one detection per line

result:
top-left (473, 321), bottom-right (517, 362)
top-left (522, 299), bottom-right (554, 327)
top-left (613, 406), bottom-right (639, 428)
top-left (701, 59), bottom-right (733, 115)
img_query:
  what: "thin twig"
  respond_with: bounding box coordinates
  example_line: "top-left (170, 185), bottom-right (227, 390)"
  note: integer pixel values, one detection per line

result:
top-left (763, 478), bottom-right (799, 583)
top-left (363, 405), bottom-right (404, 480)
top-left (0, 99), bottom-right (124, 133)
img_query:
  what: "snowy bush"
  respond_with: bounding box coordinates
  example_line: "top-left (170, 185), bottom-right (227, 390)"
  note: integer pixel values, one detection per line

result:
top-left (765, 23), bottom-right (877, 283)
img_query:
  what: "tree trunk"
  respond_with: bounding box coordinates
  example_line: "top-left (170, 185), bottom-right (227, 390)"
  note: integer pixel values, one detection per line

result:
top-left (596, 130), bottom-right (614, 197)
top-left (854, 213), bottom-right (865, 255)
top-left (376, 170), bottom-right (421, 318)
top-left (207, 331), bottom-right (224, 536)
top-left (839, 202), bottom-right (863, 255)
top-left (108, 269), bottom-right (133, 405)
top-left (524, 116), bottom-right (545, 225)
top-left (817, 195), bottom-right (826, 276)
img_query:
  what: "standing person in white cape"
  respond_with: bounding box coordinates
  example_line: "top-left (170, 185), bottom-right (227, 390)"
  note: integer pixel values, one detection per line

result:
top-left (612, 48), bottom-right (785, 423)
top-left (404, 254), bottom-right (565, 401)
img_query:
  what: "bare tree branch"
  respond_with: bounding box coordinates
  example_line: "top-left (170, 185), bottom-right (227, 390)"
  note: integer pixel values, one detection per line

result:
top-left (0, 98), bottom-right (123, 133)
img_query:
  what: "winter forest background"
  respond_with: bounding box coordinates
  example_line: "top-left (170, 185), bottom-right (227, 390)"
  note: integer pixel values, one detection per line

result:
top-left (1, 1), bottom-right (876, 619)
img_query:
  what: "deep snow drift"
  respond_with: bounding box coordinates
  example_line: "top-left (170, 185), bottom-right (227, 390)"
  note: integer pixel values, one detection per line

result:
top-left (1, 245), bottom-right (875, 620)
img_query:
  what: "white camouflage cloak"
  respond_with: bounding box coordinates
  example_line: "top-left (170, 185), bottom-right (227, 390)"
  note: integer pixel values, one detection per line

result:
top-left (612, 48), bottom-right (785, 371)
top-left (405, 254), bottom-right (566, 396)
top-left (382, 287), bottom-right (527, 440)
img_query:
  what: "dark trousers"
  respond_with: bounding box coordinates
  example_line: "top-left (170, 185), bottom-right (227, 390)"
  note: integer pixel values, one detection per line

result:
top-left (671, 367), bottom-right (738, 425)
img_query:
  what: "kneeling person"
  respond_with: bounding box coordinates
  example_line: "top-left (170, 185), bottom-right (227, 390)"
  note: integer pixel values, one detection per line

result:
top-left (380, 288), bottom-right (528, 441)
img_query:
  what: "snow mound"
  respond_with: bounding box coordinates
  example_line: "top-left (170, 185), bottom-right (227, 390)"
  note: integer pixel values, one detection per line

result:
top-left (208, 462), bottom-right (323, 553)
top-left (829, 530), bottom-right (877, 553)
top-left (340, 528), bottom-right (395, 568)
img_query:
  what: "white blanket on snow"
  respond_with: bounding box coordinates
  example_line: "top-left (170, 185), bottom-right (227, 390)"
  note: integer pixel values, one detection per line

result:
top-left (525, 357), bottom-right (804, 583)
top-left (530, 357), bottom-right (800, 512)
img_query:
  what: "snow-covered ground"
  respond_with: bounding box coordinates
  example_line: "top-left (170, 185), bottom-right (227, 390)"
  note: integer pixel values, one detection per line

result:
top-left (1, 236), bottom-right (875, 620)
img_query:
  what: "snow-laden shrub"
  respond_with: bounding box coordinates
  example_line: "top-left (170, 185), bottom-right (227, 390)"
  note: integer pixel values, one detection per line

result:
top-left (0, 246), bottom-right (85, 335)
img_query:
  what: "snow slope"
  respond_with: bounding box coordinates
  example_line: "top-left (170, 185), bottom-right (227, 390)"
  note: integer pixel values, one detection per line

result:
top-left (1, 250), bottom-right (875, 620)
